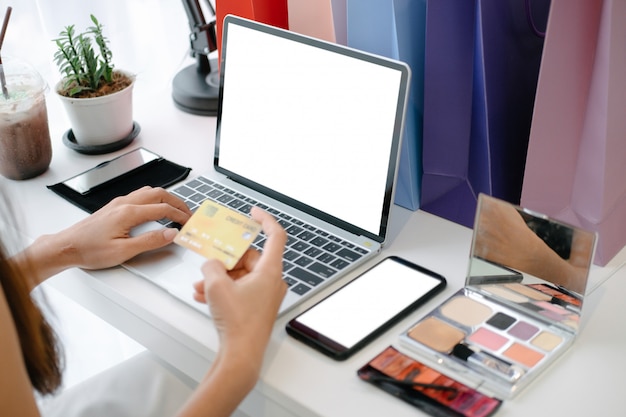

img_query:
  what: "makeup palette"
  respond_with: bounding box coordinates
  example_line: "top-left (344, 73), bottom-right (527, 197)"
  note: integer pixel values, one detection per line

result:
top-left (400, 194), bottom-right (596, 399)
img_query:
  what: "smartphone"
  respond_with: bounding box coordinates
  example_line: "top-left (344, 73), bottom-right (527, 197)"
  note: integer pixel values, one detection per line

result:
top-left (285, 256), bottom-right (446, 360)
top-left (62, 147), bottom-right (161, 194)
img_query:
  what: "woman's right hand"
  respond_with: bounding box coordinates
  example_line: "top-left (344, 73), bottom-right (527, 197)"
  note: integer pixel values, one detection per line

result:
top-left (192, 207), bottom-right (287, 376)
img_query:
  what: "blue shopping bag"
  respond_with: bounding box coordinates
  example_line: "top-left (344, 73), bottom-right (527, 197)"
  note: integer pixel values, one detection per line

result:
top-left (347, 0), bottom-right (427, 211)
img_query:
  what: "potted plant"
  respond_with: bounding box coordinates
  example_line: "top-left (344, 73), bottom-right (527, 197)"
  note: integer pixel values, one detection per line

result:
top-left (53, 14), bottom-right (137, 149)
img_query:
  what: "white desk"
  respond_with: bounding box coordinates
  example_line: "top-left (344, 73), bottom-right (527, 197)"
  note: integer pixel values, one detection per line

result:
top-left (8, 2), bottom-right (626, 416)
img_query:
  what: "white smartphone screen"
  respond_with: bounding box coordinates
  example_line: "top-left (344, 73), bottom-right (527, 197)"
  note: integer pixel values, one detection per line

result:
top-left (286, 257), bottom-right (446, 359)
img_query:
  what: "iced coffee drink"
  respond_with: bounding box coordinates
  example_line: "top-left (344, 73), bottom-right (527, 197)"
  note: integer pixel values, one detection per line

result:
top-left (0, 57), bottom-right (52, 180)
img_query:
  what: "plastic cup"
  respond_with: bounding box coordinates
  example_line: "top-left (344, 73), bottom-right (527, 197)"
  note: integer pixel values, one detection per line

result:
top-left (0, 57), bottom-right (52, 180)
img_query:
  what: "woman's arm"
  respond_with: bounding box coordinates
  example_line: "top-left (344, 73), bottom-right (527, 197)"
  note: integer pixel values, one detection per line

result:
top-left (178, 207), bottom-right (287, 417)
top-left (13, 186), bottom-right (192, 289)
top-left (4, 189), bottom-right (285, 417)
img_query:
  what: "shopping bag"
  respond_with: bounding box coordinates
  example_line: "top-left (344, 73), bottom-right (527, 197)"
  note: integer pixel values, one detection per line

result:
top-left (420, 0), bottom-right (549, 227)
top-left (288, 0), bottom-right (342, 43)
top-left (215, 0), bottom-right (289, 56)
top-left (521, 0), bottom-right (626, 266)
top-left (346, 0), bottom-right (427, 211)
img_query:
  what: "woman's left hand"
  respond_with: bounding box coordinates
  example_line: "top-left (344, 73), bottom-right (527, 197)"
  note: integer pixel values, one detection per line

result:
top-left (19, 186), bottom-right (192, 283)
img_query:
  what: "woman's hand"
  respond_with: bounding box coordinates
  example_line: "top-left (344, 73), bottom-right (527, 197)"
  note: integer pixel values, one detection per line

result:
top-left (192, 207), bottom-right (287, 375)
top-left (18, 186), bottom-right (192, 285)
top-left (178, 207), bottom-right (286, 417)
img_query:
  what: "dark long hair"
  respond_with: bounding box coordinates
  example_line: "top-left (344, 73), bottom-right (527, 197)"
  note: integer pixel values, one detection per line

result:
top-left (0, 189), bottom-right (63, 395)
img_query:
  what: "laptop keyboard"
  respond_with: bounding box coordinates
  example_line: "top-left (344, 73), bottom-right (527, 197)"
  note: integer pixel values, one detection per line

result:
top-left (162, 176), bottom-right (369, 296)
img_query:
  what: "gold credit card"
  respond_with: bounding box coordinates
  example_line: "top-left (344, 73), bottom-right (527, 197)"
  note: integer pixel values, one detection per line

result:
top-left (174, 200), bottom-right (261, 269)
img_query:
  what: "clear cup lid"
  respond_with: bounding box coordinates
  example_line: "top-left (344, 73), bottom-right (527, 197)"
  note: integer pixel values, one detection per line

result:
top-left (0, 56), bottom-right (47, 104)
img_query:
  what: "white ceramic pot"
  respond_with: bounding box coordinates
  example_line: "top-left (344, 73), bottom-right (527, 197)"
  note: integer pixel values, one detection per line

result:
top-left (56, 73), bottom-right (134, 146)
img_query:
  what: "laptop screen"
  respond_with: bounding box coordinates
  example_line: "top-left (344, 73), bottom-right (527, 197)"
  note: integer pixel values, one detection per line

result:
top-left (215, 16), bottom-right (410, 241)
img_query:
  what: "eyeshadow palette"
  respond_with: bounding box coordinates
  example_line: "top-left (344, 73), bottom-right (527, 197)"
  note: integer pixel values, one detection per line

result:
top-left (400, 194), bottom-right (596, 399)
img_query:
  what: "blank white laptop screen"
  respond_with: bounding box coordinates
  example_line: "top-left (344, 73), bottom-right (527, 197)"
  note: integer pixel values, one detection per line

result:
top-left (216, 17), bottom-right (405, 238)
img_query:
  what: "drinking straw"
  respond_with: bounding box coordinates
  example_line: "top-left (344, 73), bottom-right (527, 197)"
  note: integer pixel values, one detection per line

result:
top-left (0, 6), bottom-right (13, 99)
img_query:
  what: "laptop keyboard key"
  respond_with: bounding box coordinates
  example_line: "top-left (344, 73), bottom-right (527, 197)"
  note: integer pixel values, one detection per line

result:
top-left (282, 261), bottom-right (294, 272)
top-left (330, 258), bottom-right (349, 270)
top-left (317, 253), bottom-right (336, 264)
top-left (295, 256), bottom-right (313, 267)
top-left (208, 189), bottom-right (223, 199)
top-left (186, 179), bottom-right (203, 188)
top-left (238, 204), bottom-right (253, 214)
top-left (304, 247), bottom-right (323, 258)
top-left (298, 230), bottom-right (316, 241)
top-left (228, 199), bottom-right (244, 209)
top-left (287, 225), bottom-right (304, 236)
top-left (278, 219), bottom-right (291, 229)
top-left (190, 193), bottom-right (207, 203)
top-left (217, 194), bottom-right (233, 204)
top-left (310, 236), bottom-right (328, 247)
top-left (323, 242), bottom-right (342, 253)
top-left (196, 184), bottom-right (212, 194)
top-left (290, 267), bottom-right (323, 287)
top-left (283, 276), bottom-right (298, 287)
top-left (291, 241), bottom-right (310, 252)
top-left (308, 262), bottom-right (336, 279)
top-left (336, 248), bottom-right (362, 262)
top-left (291, 283), bottom-right (312, 295)
top-left (284, 250), bottom-right (300, 261)
top-left (173, 186), bottom-right (194, 198)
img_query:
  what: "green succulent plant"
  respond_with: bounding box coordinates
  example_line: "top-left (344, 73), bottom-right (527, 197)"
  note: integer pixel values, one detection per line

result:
top-left (53, 14), bottom-right (130, 98)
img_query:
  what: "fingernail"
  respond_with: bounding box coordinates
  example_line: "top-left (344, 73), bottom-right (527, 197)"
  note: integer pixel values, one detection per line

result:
top-left (163, 227), bottom-right (178, 240)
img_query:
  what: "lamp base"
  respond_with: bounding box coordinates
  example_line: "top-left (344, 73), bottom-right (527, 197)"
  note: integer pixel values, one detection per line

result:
top-left (172, 62), bottom-right (219, 116)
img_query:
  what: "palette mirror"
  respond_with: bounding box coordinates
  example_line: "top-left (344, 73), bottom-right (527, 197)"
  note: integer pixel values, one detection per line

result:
top-left (400, 194), bottom-right (596, 399)
top-left (468, 194), bottom-right (595, 331)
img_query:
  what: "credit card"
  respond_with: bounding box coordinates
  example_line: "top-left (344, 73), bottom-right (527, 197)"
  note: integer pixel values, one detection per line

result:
top-left (174, 200), bottom-right (261, 269)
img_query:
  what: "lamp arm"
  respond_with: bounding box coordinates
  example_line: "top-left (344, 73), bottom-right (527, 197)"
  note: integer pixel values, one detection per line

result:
top-left (181, 0), bottom-right (217, 59)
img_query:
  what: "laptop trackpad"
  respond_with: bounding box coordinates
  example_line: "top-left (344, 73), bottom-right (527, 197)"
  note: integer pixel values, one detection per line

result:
top-left (123, 245), bottom-right (210, 316)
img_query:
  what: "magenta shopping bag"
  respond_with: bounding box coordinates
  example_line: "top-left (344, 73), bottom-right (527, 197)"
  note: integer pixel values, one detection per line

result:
top-left (521, 0), bottom-right (626, 266)
top-left (420, 0), bottom-right (550, 227)
top-left (346, 0), bottom-right (427, 211)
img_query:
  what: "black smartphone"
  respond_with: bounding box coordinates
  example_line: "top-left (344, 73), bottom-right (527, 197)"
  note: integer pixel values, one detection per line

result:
top-left (285, 256), bottom-right (446, 360)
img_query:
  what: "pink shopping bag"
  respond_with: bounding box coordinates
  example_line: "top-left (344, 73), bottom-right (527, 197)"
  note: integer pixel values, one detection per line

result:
top-left (521, 0), bottom-right (626, 265)
top-left (288, 0), bottom-right (345, 43)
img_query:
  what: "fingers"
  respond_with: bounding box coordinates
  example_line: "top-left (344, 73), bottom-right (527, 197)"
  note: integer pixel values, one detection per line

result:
top-left (111, 186), bottom-right (193, 216)
top-left (101, 187), bottom-right (192, 230)
top-left (187, 207), bottom-right (285, 307)
top-left (229, 248), bottom-right (261, 276)
top-left (249, 207), bottom-right (286, 270)
top-left (123, 227), bottom-right (180, 257)
top-left (193, 259), bottom-right (230, 304)
top-left (123, 202), bottom-right (191, 228)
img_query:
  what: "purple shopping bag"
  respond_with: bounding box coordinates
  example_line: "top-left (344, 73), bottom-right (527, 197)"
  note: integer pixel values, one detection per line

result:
top-left (420, 0), bottom-right (550, 227)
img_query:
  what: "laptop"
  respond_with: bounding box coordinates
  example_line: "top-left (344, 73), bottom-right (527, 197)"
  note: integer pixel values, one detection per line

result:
top-left (123, 15), bottom-right (411, 317)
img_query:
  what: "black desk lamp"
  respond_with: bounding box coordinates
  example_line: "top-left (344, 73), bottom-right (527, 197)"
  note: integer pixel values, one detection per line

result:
top-left (172, 0), bottom-right (219, 116)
